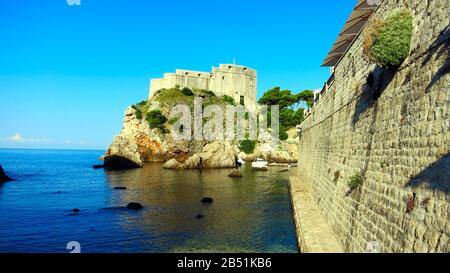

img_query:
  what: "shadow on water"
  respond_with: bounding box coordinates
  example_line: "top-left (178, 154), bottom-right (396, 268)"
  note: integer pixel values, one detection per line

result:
top-left (352, 66), bottom-right (396, 127)
top-left (422, 26), bottom-right (450, 91)
top-left (406, 152), bottom-right (450, 193)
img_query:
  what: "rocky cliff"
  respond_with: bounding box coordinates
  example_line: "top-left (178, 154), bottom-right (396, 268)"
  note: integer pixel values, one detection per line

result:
top-left (105, 88), bottom-right (298, 169)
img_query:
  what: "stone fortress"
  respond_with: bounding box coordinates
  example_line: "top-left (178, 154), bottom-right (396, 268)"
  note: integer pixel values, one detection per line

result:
top-left (148, 64), bottom-right (257, 110)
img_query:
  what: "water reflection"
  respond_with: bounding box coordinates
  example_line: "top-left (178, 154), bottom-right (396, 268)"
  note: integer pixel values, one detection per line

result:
top-left (104, 164), bottom-right (298, 253)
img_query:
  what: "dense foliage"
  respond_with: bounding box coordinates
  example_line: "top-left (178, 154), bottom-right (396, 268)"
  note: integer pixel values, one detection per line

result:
top-left (146, 110), bottom-right (168, 133)
top-left (239, 139), bottom-right (257, 154)
top-left (365, 10), bottom-right (413, 68)
top-left (258, 87), bottom-right (313, 139)
top-left (181, 87), bottom-right (194, 96)
top-left (222, 95), bottom-right (236, 105)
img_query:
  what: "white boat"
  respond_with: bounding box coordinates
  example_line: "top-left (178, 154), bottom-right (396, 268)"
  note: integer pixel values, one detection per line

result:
top-left (252, 159), bottom-right (269, 171)
top-left (237, 157), bottom-right (245, 165)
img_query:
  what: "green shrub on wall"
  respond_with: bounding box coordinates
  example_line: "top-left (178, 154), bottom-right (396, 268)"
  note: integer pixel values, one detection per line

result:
top-left (347, 171), bottom-right (363, 191)
top-left (364, 10), bottom-right (413, 68)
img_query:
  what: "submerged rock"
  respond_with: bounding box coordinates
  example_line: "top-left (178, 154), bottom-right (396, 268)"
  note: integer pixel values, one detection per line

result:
top-left (201, 197), bottom-right (214, 204)
top-left (228, 169), bottom-right (243, 178)
top-left (0, 164), bottom-right (13, 183)
top-left (73, 209), bottom-right (80, 213)
top-left (114, 186), bottom-right (127, 190)
top-left (92, 164), bottom-right (104, 169)
top-left (104, 155), bottom-right (143, 170)
top-left (196, 214), bottom-right (205, 219)
top-left (126, 202), bottom-right (143, 210)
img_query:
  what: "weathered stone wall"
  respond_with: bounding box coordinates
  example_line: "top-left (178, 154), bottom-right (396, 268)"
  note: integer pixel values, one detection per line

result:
top-left (296, 0), bottom-right (449, 253)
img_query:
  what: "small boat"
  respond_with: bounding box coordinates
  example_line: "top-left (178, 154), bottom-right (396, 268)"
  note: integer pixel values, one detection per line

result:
top-left (252, 159), bottom-right (269, 171)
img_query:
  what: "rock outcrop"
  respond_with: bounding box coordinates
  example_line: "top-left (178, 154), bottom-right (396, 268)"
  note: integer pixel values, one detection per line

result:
top-left (107, 100), bottom-right (299, 169)
top-left (163, 142), bottom-right (238, 169)
top-left (0, 164), bottom-right (13, 183)
top-left (238, 129), bottom-right (299, 164)
top-left (104, 155), bottom-right (143, 170)
top-left (106, 107), bottom-right (194, 169)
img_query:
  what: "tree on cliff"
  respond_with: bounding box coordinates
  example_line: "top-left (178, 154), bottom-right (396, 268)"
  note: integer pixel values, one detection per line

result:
top-left (258, 87), bottom-right (313, 140)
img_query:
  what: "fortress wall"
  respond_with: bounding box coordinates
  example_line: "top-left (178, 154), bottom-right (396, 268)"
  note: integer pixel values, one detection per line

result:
top-left (210, 65), bottom-right (257, 108)
top-left (295, 0), bottom-right (449, 252)
top-left (149, 65), bottom-right (257, 109)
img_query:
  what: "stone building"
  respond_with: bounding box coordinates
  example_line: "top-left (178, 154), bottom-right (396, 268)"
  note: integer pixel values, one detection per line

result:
top-left (148, 64), bottom-right (257, 110)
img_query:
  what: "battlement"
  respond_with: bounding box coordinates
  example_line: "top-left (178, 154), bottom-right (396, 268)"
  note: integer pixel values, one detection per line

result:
top-left (149, 64), bottom-right (257, 110)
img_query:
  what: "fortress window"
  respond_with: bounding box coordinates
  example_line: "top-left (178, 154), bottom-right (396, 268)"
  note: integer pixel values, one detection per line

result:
top-left (240, 96), bottom-right (245, 106)
top-left (222, 76), bottom-right (225, 80)
top-left (198, 73), bottom-right (201, 77)
top-left (185, 72), bottom-right (189, 76)
top-left (244, 68), bottom-right (247, 71)
top-left (228, 66), bottom-right (232, 69)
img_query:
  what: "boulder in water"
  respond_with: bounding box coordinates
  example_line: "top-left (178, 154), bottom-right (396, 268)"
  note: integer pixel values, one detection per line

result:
top-left (201, 197), bottom-right (214, 204)
top-left (126, 202), bottom-right (143, 210)
top-left (0, 164), bottom-right (13, 183)
top-left (200, 142), bottom-right (237, 168)
top-left (93, 164), bottom-right (104, 169)
top-left (73, 209), bottom-right (80, 213)
top-left (104, 155), bottom-right (143, 170)
top-left (163, 159), bottom-right (184, 169)
top-left (228, 169), bottom-right (243, 178)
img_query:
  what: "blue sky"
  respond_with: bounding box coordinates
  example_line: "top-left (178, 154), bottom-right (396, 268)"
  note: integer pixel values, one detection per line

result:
top-left (0, 0), bottom-right (355, 150)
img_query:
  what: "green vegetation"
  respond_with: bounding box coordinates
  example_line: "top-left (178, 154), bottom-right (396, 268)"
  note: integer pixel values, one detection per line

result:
top-left (131, 100), bottom-right (149, 120)
top-left (168, 116), bottom-right (180, 125)
top-left (296, 90), bottom-right (314, 108)
top-left (194, 88), bottom-right (216, 98)
top-left (258, 87), bottom-right (313, 139)
top-left (347, 171), bottom-right (363, 191)
top-left (239, 139), bottom-right (257, 154)
top-left (204, 90), bottom-right (216, 97)
top-left (364, 10), bottom-right (413, 68)
top-left (155, 87), bottom-right (194, 105)
top-left (279, 128), bottom-right (289, 141)
top-left (222, 95), bottom-right (236, 105)
top-left (146, 110), bottom-right (168, 133)
top-left (181, 87), bottom-right (194, 96)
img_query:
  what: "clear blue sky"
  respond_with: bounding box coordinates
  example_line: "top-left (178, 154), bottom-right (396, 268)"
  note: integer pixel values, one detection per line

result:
top-left (0, 0), bottom-right (355, 150)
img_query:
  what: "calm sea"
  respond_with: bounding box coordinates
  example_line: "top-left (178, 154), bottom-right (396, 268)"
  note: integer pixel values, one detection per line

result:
top-left (0, 149), bottom-right (298, 253)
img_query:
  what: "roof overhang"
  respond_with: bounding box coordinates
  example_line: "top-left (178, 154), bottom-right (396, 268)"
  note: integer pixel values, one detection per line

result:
top-left (321, 0), bottom-right (381, 67)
